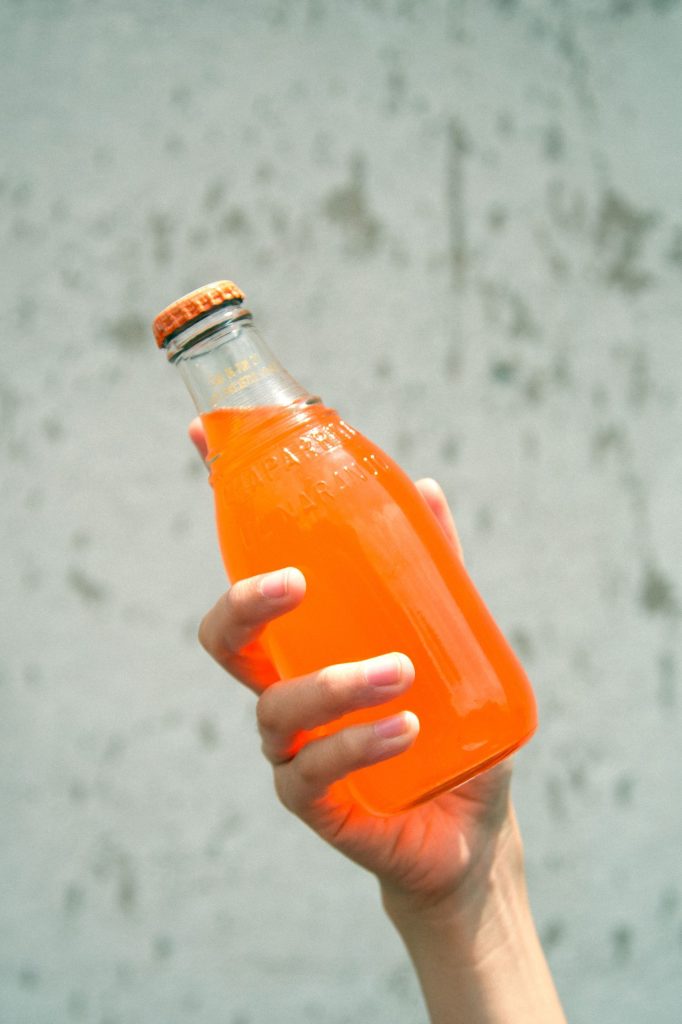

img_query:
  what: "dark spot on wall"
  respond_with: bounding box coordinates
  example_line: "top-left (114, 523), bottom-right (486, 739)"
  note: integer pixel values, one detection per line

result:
top-left (611, 924), bottom-right (633, 964)
top-left (613, 774), bottom-right (635, 806)
top-left (170, 513), bottom-right (190, 537)
top-left (547, 179), bottom-right (587, 235)
top-left (510, 628), bottom-right (533, 661)
top-left (105, 313), bottom-right (147, 351)
top-left (443, 346), bottom-right (461, 379)
top-left (446, 118), bottom-right (469, 292)
top-left (374, 358), bottom-right (392, 380)
top-left (71, 530), bottom-right (92, 549)
top-left (568, 764), bottom-right (587, 792)
top-left (657, 650), bottom-right (676, 709)
top-left (628, 346), bottom-right (651, 407)
top-left (18, 965), bottom-right (40, 989)
top-left (24, 487), bottom-right (44, 511)
top-left (183, 616), bottom-right (199, 645)
top-left (50, 198), bottom-right (69, 222)
top-left (491, 0), bottom-right (519, 11)
top-left (385, 65), bottom-right (408, 115)
top-left (67, 990), bottom-right (87, 1019)
top-left (205, 812), bottom-right (245, 858)
top-left (92, 840), bottom-right (137, 915)
top-left (188, 226), bottom-right (209, 249)
top-left (63, 883), bottom-right (86, 916)
top-left (69, 779), bottom-right (88, 802)
top-left (541, 919), bottom-right (565, 950)
top-left (323, 155), bottom-right (383, 255)
top-left (68, 568), bottom-right (108, 604)
top-left (667, 226), bottom-right (682, 266)
top-left (148, 211), bottom-right (174, 266)
top-left (544, 123), bottom-right (564, 161)
top-left (198, 716), bottom-right (220, 748)
top-left (591, 424), bottom-right (626, 461)
top-left (523, 370), bottom-right (545, 404)
top-left (270, 206), bottom-right (289, 237)
top-left (220, 207), bottom-right (251, 236)
top-left (639, 563), bottom-right (678, 616)
top-left (595, 189), bottom-right (658, 293)
top-left (41, 415), bottom-right (64, 441)
top-left (165, 133), bottom-right (185, 157)
top-left (104, 733), bottom-right (126, 762)
top-left (385, 962), bottom-right (413, 998)
top-left (496, 110), bottom-right (515, 136)
top-left (396, 431), bottom-right (414, 456)
top-left (612, 0), bottom-right (680, 13)
top-left (23, 663), bottom-right (42, 687)
top-left (153, 934), bottom-right (175, 960)
top-left (545, 774), bottom-right (566, 820)
top-left (204, 180), bottom-right (226, 212)
top-left (476, 505), bottom-right (494, 534)
top-left (658, 885), bottom-right (679, 920)
top-left (487, 204), bottom-right (508, 231)
top-left (255, 162), bottom-right (275, 184)
top-left (440, 436), bottom-right (458, 463)
top-left (186, 455), bottom-right (205, 478)
top-left (12, 181), bottom-right (32, 207)
top-left (490, 359), bottom-right (518, 384)
top-left (170, 84), bottom-right (192, 108)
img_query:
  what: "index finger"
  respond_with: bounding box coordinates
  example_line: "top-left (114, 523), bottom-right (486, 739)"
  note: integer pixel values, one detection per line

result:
top-left (198, 567), bottom-right (306, 692)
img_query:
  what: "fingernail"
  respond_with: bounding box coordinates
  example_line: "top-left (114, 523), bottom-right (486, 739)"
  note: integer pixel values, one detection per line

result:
top-left (364, 653), bottom-right (404, 688)
top-left (258, 569), bottom-right (289, 599)
top-left (373, 711), bottom-right (419, 740)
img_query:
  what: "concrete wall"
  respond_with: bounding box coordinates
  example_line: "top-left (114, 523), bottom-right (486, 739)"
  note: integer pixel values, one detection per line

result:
top-left (2, 1), bottom-right (681, 1021)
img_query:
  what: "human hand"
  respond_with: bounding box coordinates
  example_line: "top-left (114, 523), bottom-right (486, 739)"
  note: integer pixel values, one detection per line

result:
top-left (190, 417), bottom-right (519, 929)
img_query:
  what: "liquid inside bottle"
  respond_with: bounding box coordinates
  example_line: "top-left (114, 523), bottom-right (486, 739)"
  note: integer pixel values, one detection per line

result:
top-left (153, 282), bottom-right (538, 815)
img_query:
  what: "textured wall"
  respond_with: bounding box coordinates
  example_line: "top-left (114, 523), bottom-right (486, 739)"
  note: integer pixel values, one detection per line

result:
top-left (2, 1), bottom-right (681, 1022)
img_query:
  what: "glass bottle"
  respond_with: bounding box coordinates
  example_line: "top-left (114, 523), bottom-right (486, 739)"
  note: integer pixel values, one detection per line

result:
top-left (153, 281), bottom-right (537, 815)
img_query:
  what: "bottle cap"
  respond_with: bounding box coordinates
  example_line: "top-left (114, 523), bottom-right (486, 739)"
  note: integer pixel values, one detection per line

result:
top-left (152, 280), bottom-right (245, 347)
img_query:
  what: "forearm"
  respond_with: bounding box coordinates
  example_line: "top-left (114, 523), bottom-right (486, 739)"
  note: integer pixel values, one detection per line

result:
top-left (382, 815), bottom-right (567, 1024)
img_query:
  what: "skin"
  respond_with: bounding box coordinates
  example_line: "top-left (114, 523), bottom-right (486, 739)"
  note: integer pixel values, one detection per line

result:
top-left (189, 418), bottom-right (568, 1023)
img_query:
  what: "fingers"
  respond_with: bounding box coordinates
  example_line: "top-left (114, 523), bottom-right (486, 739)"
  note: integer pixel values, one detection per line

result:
top-left (415, 477), bottom-right (464, 560)
top-left (198, 568), bottom-right (306, 691)
top-left (257, 652), bottom-right (415, 764)
top-left (255, 652), bottom-right (418, 817)
top-left (188, 417), bottom-right (208, 463)
top-left (274, 711), bottom-right (419, 816)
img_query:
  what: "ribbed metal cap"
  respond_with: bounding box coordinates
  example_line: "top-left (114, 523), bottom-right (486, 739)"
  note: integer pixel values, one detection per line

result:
top-left (152, 280), bottom-right (245, 347)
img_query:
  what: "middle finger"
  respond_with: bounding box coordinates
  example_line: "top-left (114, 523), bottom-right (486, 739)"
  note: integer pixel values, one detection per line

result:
top-left (256, 652), bottom-right (414, 764)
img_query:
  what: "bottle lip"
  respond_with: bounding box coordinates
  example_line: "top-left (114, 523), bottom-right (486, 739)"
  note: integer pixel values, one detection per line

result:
top-left (163, 304), bottom-right (252, 362)
top-left (152, 280), bottom-right (245, 348)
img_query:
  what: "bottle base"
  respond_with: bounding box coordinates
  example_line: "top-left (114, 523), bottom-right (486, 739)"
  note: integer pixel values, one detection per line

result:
top-left (349, 722), bottom-right (538, 817)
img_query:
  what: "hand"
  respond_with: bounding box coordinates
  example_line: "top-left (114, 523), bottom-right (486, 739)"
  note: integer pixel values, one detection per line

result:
top-left (190, 417), bottom-right (567, 1023)
top-left (190, 418), bottom-right (517, 927)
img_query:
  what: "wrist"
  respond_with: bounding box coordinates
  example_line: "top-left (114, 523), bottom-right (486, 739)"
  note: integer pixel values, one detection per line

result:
top-left (380, 812), bottom-right (567, 1024)
top-left (380, 807), bottom-right (526, 951)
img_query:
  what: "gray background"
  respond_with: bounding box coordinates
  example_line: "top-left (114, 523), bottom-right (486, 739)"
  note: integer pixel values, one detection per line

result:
top-left (1, 1), bottom-right (681, 1021)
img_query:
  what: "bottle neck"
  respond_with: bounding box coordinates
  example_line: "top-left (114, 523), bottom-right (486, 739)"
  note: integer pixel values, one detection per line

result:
top-left (164, 302), bottom-right (313, 414)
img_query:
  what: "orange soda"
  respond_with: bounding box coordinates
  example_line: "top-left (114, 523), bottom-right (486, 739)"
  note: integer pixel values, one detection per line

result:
top-left (153, 281), bottom-right (537, 815)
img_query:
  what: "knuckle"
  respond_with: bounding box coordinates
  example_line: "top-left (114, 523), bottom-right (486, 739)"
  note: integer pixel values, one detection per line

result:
top-left (197, 615), bottom-right (210, 652)
top-left (316, 665), bottom-right (341, 706)
top-left (334, 726), bottom-right (362, 768)
top-left (317, 662), bottom-right (362, 714)
top-left (225, 580), bottom-right (249, 618)
top-left (255, 690), bottom-right (278, 736)
top-left (295, 749), bottom-right (320, 789)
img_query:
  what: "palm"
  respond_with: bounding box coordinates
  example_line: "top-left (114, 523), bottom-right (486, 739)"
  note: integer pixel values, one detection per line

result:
top-left (300, 760), bottom-right (513, 904)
